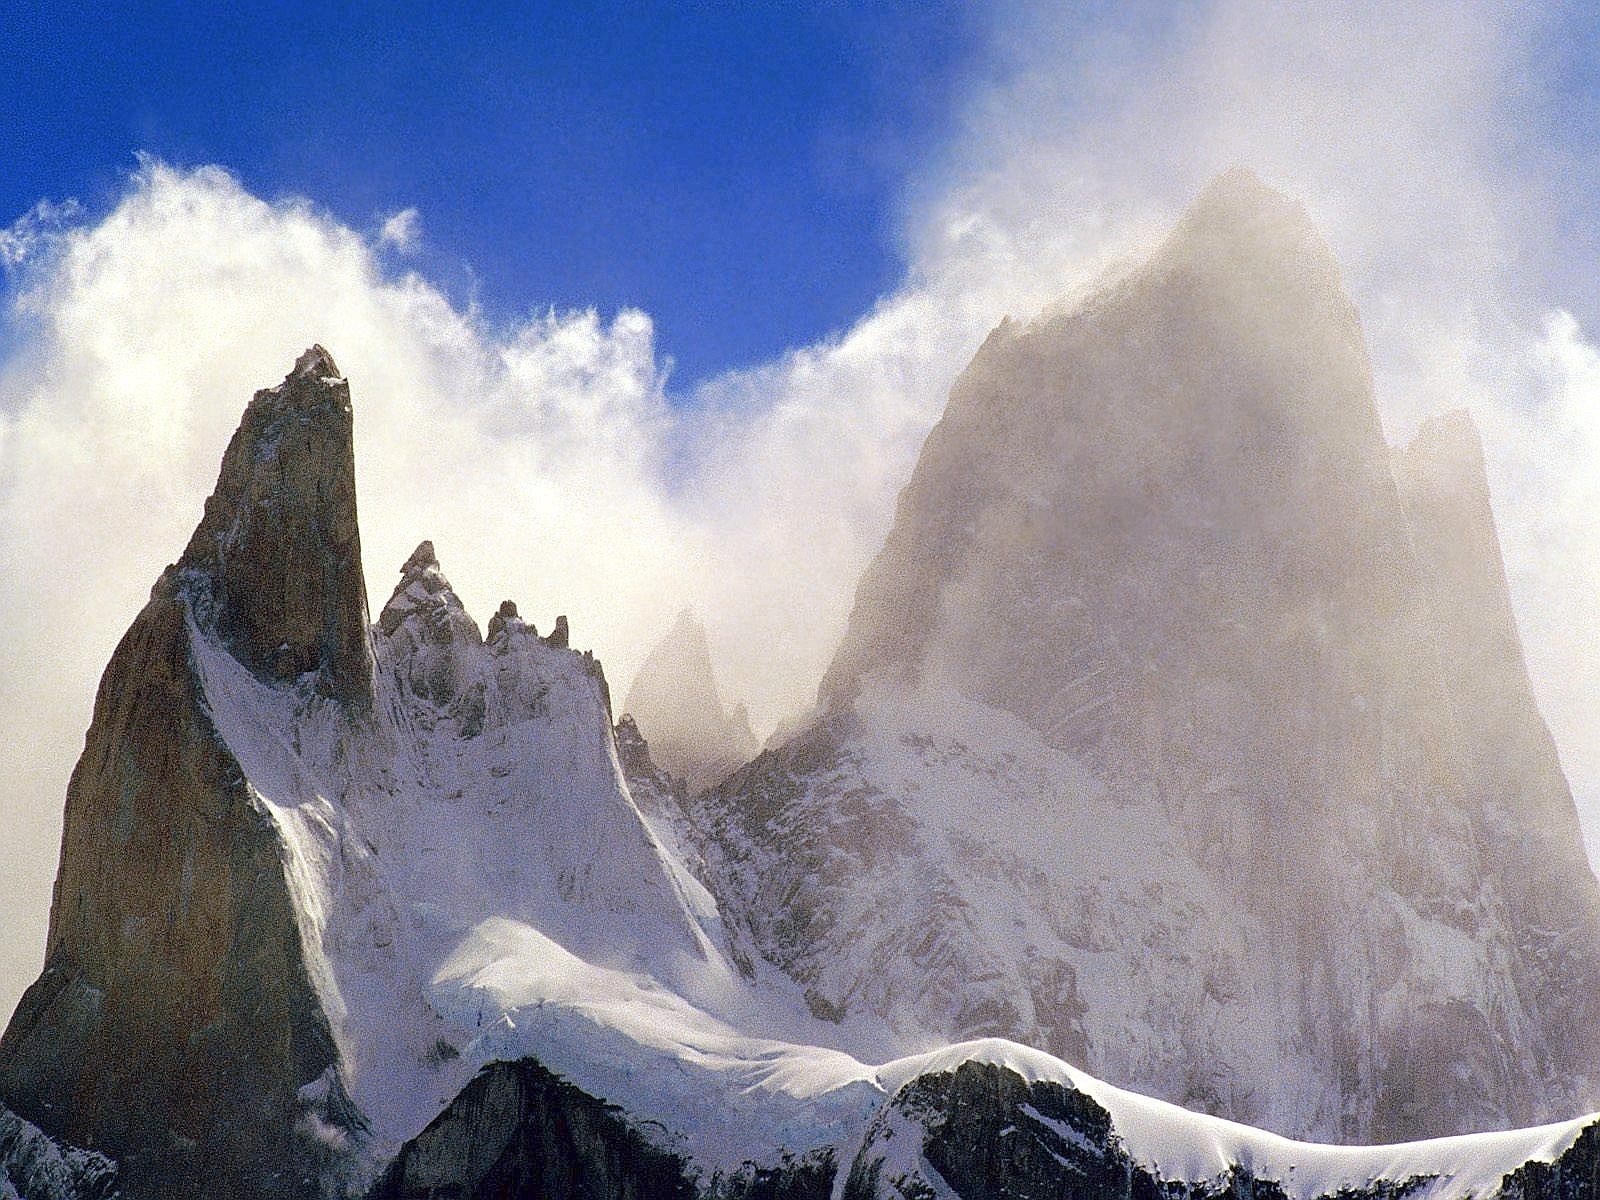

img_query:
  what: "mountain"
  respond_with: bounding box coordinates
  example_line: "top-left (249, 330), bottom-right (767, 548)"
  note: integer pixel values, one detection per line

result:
top-left (623, 610), bottom-right (759, 793)
top-left (0, 347), bottom-right (740, 1197)
top-left (8, 175), bottom-right (1600, 1199)
top-left (682, 169), bottom-right (1600, 1142)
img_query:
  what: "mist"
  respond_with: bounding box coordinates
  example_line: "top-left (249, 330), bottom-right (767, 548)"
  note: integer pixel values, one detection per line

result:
top-left (5, 0), bottom-right (1600, 1028)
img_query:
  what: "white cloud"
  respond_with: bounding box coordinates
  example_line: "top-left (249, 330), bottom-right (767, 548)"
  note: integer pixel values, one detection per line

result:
top-left (377, 206), bottom-right (421, 254)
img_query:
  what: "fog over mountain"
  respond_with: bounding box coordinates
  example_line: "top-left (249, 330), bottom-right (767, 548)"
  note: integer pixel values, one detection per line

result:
top-left (678, 171), bottom-right (1600, 1144)
top-left (623, 611), bottom-right (759, 794)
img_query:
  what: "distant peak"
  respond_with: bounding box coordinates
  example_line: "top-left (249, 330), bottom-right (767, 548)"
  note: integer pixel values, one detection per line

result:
top-left (291, 343), bottom-right (341, 381)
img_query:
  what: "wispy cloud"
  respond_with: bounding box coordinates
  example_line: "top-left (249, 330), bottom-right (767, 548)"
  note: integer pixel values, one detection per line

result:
top-left (0, 197), bottom-right (81, 268)
top-left (378, 206), bottom-right (421, 255)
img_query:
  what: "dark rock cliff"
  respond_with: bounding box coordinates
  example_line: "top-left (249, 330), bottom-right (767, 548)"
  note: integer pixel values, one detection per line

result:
top-left (0, 348), bottom-right (370, 1199)
top-left (367, 1058), bottom-right (835, 1200)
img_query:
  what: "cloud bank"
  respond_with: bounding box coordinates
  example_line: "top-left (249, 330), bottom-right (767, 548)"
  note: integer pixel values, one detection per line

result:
top-left (5, 0), bottom-right (1600, 1022)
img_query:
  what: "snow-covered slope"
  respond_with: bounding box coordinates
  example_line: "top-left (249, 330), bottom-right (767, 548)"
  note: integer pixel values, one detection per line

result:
top-left (183, 538), bottom-right (763, 1172)
top-left (687, 169), bottom-right (1600, 1144)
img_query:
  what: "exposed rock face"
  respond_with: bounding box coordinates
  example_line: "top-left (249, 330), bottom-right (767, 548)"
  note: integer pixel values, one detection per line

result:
top-left (369, 1056), bottom-right (843, 1200)
top-left (843, 1062), bottom-right (1137, 1200)
top-left (692, 171), bottom-right (1600, 1140)
top-left (0, 350), bottom-right (364, 1198)
top-left (176, 344), bottom-right (371, 710)
top-left (843, 1061), bottom-right (1437, 1200)
top-left (624, 611), bottom-right (759, 793)
top-left (370, 1052), bottom-right (1600, 1200)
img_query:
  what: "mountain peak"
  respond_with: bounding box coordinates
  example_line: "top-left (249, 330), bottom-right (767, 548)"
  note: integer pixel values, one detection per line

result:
top-left (1149, 165), bottom-right (1339, 298)
top-left (290, 342), bottom-right (340, 381)
top-left (624, 609), bottom-right (758, 792)
top-left (402, 538), bottom-right (440, 574)
top-left (1398, 408), bottom-right (1485, 473)
top-left (171, 345), bottom-right (371, 708)
top-left (1191, 164), bottom-right (1291, 212)
top-left (378, 539), bottom-right (479, 643)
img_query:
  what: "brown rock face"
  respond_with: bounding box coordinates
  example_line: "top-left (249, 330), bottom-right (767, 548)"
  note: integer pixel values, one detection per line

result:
top-left (0, 594), bottom-right (346, 1199)
top-left (176, 343), bottom-right (372, 710)
top-left (0, 347), bottom-right (369, 1198)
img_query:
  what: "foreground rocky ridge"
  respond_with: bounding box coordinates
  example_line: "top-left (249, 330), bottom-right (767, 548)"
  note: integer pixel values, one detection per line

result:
top-left (368, 1045), bottom-right (1600, 1200)
top-left (0, 1103), bottom-right (117, 1200)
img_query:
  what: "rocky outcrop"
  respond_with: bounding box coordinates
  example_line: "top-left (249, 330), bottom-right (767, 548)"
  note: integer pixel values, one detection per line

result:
top-left (694, 170), bottom-right (1600, 1140)
top-left (0, 349), bottom-right (367, 1198)
top-left (371, 1053), bottom-right (1600, 1200)
top-left (845, 1061), bottom-right (1446, 1200)
top-left (624, 611), bottom-right (759, 793)
top-left (366, 1059), bottom-right (698, 1200)
top-left (0, 1103), bottom-right (118, 1200)
top-left (1497, 1123), bottom-right (1600, 1200)
top-left (174, 344), bottom-right (371, 710)
top-left (369, 1055), bottom-right (844, 1200)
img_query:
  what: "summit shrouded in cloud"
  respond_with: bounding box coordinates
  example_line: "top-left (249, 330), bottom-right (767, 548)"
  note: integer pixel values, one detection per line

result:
top-left (678, 171), bottom-right (1600, 1143)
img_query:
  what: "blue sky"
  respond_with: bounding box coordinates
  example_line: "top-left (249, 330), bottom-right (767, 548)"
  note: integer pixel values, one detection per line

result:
top-left (0, 1), bottom-right (979, 388)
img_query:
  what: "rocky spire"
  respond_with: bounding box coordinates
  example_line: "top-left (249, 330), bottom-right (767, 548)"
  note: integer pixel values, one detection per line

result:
top-left (486, 599), bottom-right (529, 646)
top-left (623, 609), bottom-right (758, 793)
top-left (0, 349), bottom-right (354, 1197)
top-left (377, 539), bottom-right (482, 643)
top-left (170, 344), bottom-right (372, 709)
